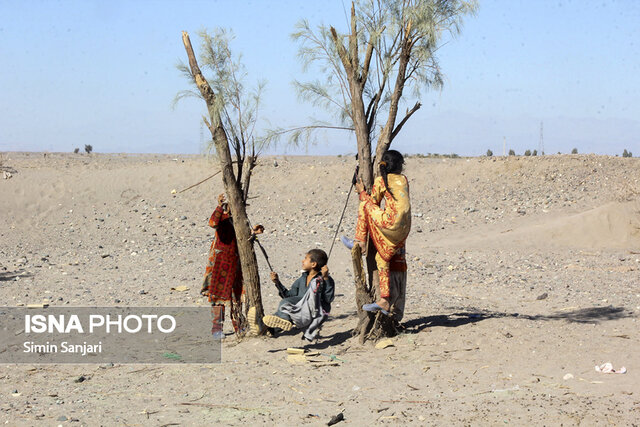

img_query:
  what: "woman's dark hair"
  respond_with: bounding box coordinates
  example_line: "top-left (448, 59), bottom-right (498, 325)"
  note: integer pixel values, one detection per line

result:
top-left (379, 149), bottom-right (405, 199)
top-left (217, 218), bottom-right (236, 245)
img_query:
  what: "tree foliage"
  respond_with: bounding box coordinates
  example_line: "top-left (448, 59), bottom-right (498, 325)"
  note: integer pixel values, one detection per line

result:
top-left (176, 29), bottom-right (267, 200)
top-left (293, 0), bottom-right (476, 126)
top-left (268, 0), bottom-right (476, 169)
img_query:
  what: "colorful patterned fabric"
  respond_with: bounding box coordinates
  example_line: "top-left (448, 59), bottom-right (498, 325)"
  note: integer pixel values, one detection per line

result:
top-left (378, 257), bottom-right (391, 298)
top-left (355, 174), bottom-right (411, 261)
top-left (355, 174), bottom-right (411, 299)
top-left (201, 206), bottom-right (245, 333)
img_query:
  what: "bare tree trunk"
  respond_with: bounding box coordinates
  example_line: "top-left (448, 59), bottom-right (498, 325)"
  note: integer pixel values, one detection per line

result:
top-left (182, 31), bottom-right (265, 334)
top-left (241, 153), bottom-right (256, 204)
top-left (351, 243), bottom-right (398, 343)
top-left (351, 244), bottom-right (371, 342)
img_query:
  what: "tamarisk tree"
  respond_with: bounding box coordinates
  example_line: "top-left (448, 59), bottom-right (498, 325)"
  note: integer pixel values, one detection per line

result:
top-left (178, 30), bottom-right (267, 334)
top-left (292, 0), bottom-right (477, 341)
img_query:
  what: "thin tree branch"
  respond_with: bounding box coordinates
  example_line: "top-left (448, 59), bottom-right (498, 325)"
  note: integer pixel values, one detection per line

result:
top-left (378, 40), bottom-right (411, 146)
top-left (390, 101), bottom-right (421, 143)
top-left (349, 2), bottom-right (360, 78)
top-left (300, 25), bottom-right (352, 115)
top-left (366, 71), bottom-right (388, 128)
top-left (361, 35), bottom-right (376, 85)
top-left (270, 125), bottom-right (354, 138)
top-left (293, 80), bottom-right (351, 118)
top-left (330, 27), bottom-right (353, 76)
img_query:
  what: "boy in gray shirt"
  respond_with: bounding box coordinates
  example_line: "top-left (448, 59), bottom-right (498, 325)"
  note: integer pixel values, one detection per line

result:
top-left (263, 249), bottom-right (335, 341)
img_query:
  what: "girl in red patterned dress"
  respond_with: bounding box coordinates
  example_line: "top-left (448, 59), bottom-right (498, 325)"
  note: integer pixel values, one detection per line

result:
top-left (200, 193), bottom-right (250, 338)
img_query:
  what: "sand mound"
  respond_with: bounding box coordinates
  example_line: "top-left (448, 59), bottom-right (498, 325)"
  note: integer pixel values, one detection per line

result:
top-left (534, 201), bottom-right (640, 249)
top-left (433, 200), bottom-right (640, 250)
top-left (458, 201), bottom-right (640, 250)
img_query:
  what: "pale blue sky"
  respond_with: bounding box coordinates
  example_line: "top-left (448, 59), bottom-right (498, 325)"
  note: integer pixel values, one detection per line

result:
top-left (1, 0), bottom-right (638, 156)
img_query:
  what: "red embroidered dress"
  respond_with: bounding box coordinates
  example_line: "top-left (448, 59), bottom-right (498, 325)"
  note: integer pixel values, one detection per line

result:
top-left (201, 205), bottom-right (244, 333)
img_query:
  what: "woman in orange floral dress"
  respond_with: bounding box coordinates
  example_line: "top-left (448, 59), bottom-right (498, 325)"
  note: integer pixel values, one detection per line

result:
top-left (343, 150), bottom-right (411, 315)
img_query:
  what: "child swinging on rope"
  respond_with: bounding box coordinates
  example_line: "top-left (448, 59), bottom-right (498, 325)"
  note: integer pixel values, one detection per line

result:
top-left (342, 150), bottom-right (411, 317)
top-left (262, 249), bottom-right (335, 342)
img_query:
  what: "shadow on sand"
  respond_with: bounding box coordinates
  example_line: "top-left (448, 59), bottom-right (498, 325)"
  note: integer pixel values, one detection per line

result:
top-left (0, 270), bottom-right (33, 282)
top-left (401, 305), bottom-right (634, 334)
top-left (267, 305), bottom-right (634, 351)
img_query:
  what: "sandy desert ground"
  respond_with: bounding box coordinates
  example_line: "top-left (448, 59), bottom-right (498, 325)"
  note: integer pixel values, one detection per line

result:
top-left (1, 151), bottom-right (639, 426)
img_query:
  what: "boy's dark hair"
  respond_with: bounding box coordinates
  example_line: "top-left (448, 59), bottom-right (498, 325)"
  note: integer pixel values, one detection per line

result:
top-left (307, 249), bottom-right (328, 270)
top-left (379, 149), bottom-right (405, 200)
